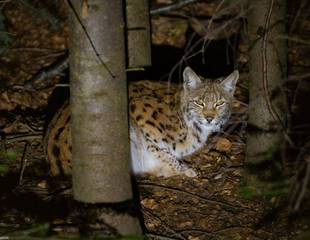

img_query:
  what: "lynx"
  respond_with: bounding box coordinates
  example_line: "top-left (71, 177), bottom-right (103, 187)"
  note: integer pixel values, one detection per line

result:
top-left (45, 67), bottom-right (238, 178)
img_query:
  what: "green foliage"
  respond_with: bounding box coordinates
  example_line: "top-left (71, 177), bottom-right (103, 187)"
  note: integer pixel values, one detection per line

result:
top-left (0, 149), bottom-right (19, 176)
top-left (6, 223), bottom-right (51, 238)
top-left (24, 223), bottom-right (50, 237)
top-left (238, 179), bottom-right (290, 206)
top-left (0, 164), bottom-right (9, 175)
top-left (0, 9), bottom-right (12, 54)
top-left (3, 149), bottom-right (19, 162)
top-left (245, 142), bottom-right (284, 182)
top-left (0, 149), bottom-right (19, 162)
top-left (296, 231), bottom-right (310, 240)
top-left (238, 185), bottom-right (257, 199)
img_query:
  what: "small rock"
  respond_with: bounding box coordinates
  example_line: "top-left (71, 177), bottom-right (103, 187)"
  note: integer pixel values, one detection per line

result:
top-left (215, 138), bottom-right (232, 153)
top-left (179, 221), bottom-right (193, 228)
top-left (188, 236), bottom-right (200, 240)
top-left (141, 198), bottom-right (158, 210)
top-left (214, 173), bottom-right (222, 180)
top-left (37, 180), bottom-right (48, 189)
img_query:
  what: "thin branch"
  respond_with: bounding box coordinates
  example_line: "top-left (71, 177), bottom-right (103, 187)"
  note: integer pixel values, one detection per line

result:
top-left (23, 53), bottom-right (68, 90)
top-left (138, 182), bottom-right (248, 211)
top-left (10, 47), bottom-right (61, 52)
top-left (178, 229), bottom-right (217, 238)
top-left (146, 233), bottom-right (181, 240)
top-left (287, 72), bottom-right (310, 82)
top-left (143, 208), bottom-right (186, 240)
top-left (18, 142), bottom-right (28, 185)
top-left (4, 133), bottom-right (42, 142)
top-left (150, 0), bottom-right (199, 16)
top-left (168, 6), bottom-right (251, 82)
top-left (202, 0), bottom-right (226, 63)
top-left (22, 0), bottom-right (252, 92)
top-left (293, 156), bottom-right (310, 211)
top-left (32, 52), bottom-right (65, 61)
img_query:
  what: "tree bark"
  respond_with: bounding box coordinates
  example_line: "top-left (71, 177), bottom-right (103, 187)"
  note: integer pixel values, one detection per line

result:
top-left (68, 0), bottom-right (142, 236)
top-left (245, 0), bottom-right (288, 183)
top-left (126, 0), bottom-right (151, 68)
top-left (69, 0), bottom-right (132, 203)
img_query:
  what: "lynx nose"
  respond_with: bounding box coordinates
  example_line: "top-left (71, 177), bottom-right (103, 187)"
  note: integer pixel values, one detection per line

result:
top-left (203, 110), bottom-right (215, 123)
top-left (206, 117), bottom-right (213, 123)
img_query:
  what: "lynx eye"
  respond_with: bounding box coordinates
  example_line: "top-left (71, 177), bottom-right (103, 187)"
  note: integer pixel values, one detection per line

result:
top-left (193, 100), bottom-right (205, 108)
top-left (214, 100), bottom-right (226, 108)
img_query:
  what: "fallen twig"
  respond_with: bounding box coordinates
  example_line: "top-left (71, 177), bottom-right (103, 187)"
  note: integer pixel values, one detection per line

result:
top-left (144, 209), bottom-right (186, 240)
top-left (18, 142), bottom-right (28, 185)
top-left (23, 53), bottom-right (68, 90)
top-left (138, 182), bottom-right (249, 211)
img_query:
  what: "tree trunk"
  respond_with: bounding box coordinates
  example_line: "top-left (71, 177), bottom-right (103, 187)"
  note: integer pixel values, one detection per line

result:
top-left (126, 0), bottom-right (151, 68)
top-left (245, 0), bottom-right (288, 184)
top-left (68, 0), bottom-right (142, 236)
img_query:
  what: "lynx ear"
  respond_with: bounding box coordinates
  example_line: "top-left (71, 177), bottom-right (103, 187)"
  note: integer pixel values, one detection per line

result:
top-left (183, 67), bottom-right (201, 91)
top-left (221, 70), bottom-right (239, 94)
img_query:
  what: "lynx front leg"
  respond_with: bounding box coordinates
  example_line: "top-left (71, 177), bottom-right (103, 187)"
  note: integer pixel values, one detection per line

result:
top-left (147, 145), bottom-right (197, 178)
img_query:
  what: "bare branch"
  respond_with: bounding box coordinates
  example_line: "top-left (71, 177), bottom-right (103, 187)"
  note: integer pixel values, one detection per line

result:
top-left (138, 182), bottom-right (249, 210)
top-left (150, 0), bottom-right (199, 16)
top-left (24, 53), bottom-right (68, 90)
top-left (293, 156), bottom-right (310, 211)
top-left (18, 142), bottom-right (28, 185)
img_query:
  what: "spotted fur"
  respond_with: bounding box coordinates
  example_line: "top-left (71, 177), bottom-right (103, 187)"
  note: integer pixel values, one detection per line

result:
top-left (44, 101), bottom-right (72, 176)
top-left (45, 67), bottom-right (238, 178)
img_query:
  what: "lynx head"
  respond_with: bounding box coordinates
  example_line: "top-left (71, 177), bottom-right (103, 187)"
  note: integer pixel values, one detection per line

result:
top-left (180, 67), bottom-right (239, 131)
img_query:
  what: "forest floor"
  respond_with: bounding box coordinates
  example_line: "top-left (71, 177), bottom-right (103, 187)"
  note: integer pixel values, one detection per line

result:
top-left (0, 85), bottom-right (308, 240)
top-left (0, 1), bottom-right (310, 239)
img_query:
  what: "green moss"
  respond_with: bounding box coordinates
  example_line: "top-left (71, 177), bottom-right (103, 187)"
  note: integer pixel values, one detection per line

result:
top-left (0, 9), bottom-right (12, 54)
top-left (0, 149), bottom-right (19, 162)
top-left (245, 141), bottom-right (284, 182)
top-left (238, 179), bottom-right (290, 207)
top-left (0, 149), bottom-right (20, 176)
top-left (0, 164), bottom-right (9, 175)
